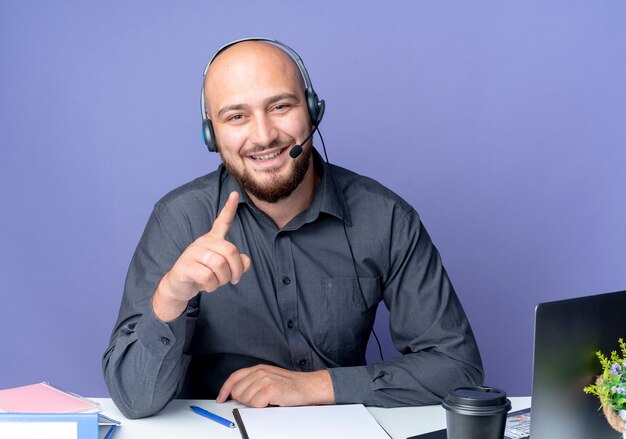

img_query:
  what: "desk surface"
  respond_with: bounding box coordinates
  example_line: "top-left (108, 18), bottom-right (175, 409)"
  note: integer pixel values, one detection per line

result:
top-left (94, 397), bottom-right (531, 439)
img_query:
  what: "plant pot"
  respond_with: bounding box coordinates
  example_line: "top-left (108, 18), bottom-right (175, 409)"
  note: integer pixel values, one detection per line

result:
top-left (601, 403), bottom-right (625, 434)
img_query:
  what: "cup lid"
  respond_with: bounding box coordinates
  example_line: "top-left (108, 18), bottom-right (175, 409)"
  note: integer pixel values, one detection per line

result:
top-left (442, 386), bottom-right (511, 415)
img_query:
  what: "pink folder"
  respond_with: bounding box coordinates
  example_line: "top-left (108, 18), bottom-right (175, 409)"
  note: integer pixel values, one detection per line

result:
top-left (0, 382), bottom-right (100, 413)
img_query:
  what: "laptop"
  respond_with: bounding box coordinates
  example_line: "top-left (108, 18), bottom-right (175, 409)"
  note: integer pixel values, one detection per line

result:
top-left (529, 289), bottom-right (626, 438)
top-left (409, 289), bottom-right (626, 439)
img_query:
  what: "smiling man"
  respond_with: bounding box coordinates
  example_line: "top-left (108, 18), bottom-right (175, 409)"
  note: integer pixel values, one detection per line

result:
top-left (205, 41), bottom-right (319, 228)
top-left (103, 39), bottom-right (483, 419)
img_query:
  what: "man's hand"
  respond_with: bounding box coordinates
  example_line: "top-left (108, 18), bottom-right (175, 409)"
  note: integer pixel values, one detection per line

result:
top-left (153, 191), bottom-right (252, 322)
top-left (216, 365), bottom-right (335, 408)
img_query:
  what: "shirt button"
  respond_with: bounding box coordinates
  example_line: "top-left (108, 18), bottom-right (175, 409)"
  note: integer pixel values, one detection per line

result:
top-left (160, 337), bottom-right (170, 346)
top-left (298, 359), bottom-right (307, 366)
top-left (282, 276), bottom-right (291, 285)
top-left (287, 320), bottom-right (294, 329)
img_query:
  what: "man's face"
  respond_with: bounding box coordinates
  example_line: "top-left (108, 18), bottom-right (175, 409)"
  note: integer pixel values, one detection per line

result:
top-left (204, 42), bottom-right (313, 203)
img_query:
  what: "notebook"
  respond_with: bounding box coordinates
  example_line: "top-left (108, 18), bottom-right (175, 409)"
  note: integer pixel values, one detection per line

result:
top-left (0, 382), bottom-right (120, 438)
top-left (0, 382), bottom-right (100, 414)
top-left (233, 404), bottom-right (391, 439)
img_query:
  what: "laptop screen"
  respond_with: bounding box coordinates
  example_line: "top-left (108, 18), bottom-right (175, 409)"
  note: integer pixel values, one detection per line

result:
top-left (530, 290), bottom-right (626, 438)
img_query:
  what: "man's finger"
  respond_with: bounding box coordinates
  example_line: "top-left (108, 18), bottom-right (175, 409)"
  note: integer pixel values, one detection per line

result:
top-left (210, 191), bottom-right (240, 239)
top-left (241, 254), bottom-right (252, 274)
top-left (200, 250), bottom-right (232, 286)
top-left (217, 367), bottom-right (254, 403)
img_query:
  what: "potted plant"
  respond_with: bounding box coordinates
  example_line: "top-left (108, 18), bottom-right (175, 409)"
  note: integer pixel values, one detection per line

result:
top-left (584, 338), bottom-right (626, 436)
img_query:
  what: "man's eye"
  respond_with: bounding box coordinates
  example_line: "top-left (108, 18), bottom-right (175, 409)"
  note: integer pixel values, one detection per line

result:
top-left (274, 104), bottom-right (290, 111)
top-left (229, 114), bottom-right (244, 121)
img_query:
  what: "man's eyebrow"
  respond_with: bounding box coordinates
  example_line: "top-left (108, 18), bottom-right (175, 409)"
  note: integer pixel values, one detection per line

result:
top-left (264, 93), bottom-right (299, 106)
top-left (216, 93), bottom-right (300, 119)
top-left (217, 103), bottom-right (248, 119)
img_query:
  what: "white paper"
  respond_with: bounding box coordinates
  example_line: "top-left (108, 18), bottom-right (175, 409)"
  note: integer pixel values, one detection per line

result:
top-left (236, 404), bottom-right (390, 439)
top-left (0, 421), bottom-right (77, 439)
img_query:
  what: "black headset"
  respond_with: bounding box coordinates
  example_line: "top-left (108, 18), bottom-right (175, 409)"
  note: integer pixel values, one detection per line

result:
top-left (200, 37), bottom-right (326, 153)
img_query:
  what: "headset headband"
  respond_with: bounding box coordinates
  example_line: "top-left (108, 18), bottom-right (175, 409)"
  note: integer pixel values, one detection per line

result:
top-left (202, 37), bottom-right (316, 93)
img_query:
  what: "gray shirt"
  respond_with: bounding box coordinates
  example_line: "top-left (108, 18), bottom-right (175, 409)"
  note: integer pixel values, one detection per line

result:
top-left (103, 152), bottom-right (483, 419)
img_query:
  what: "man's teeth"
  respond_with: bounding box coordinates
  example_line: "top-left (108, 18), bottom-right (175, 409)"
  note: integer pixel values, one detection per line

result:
top-left (252, 149), bottom-right (282, 160)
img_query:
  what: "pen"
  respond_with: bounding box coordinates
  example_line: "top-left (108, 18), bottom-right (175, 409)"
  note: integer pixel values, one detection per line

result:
top-left (189, 405), bottom-right (236, 429)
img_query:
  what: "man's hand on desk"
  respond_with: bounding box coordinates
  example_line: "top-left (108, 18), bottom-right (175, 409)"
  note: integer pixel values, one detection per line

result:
top-left (216, 365), bottom-right (336, 408)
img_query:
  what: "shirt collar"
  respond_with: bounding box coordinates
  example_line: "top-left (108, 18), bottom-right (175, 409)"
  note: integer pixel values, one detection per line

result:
top-left (217, 148), bottom-right (351, 227)
top-left (311, 148), bottom-right (351, 225)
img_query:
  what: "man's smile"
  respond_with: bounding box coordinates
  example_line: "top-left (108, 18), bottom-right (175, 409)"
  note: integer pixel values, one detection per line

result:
top-left (249, 147), bottom-right (289, 161)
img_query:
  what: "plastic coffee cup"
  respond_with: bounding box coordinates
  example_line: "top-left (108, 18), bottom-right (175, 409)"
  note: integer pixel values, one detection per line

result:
top-left (442, 386), bottom-right (511, 439)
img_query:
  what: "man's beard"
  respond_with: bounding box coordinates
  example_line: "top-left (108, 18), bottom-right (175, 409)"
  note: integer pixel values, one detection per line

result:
top-left (221, 146), bottom-right (311, 203)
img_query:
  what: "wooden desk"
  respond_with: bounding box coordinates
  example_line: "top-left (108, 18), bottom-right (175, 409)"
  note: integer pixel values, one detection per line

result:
top-left (94, 396), bottom-right (531, 438)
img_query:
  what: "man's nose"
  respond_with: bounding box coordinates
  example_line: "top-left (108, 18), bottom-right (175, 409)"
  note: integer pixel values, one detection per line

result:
top-left (249, 114), bottom-right (278, 147)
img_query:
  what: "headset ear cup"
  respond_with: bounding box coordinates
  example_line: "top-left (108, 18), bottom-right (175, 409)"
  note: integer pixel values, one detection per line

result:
top-left (203, 118), bottom-right (218, 152)
top-left (306, 88), bottom-right (323, 125)
top-left (316, 99), bottom-right (326, 126)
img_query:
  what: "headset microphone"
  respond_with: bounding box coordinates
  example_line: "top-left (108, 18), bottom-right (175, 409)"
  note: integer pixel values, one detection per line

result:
top-left (289, 145), bottom-right (303, 159)
top-left (289, 127), bottom-right (317, 159)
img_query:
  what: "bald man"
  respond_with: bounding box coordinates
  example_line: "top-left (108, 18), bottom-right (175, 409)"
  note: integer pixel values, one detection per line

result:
top-left (103, 40), bottom-right (483, 419)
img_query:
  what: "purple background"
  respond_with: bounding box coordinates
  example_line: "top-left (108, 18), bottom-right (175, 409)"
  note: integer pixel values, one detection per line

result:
top-left (1, 1), bottom-right (625, 399)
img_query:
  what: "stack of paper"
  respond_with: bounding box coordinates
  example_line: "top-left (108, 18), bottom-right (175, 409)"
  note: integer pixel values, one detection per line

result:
top-left (0, 382), bottom-right (120, 439)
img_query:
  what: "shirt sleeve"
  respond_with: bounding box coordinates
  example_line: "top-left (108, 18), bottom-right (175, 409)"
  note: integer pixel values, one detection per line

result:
top-left (329, 208), bottom-right (484, 407)
top-left (102, 201), bottom-right (199, 419)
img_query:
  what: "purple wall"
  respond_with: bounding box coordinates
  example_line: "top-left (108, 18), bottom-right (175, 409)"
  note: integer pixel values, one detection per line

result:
top-left (1, 1), bottom-right (625, 398)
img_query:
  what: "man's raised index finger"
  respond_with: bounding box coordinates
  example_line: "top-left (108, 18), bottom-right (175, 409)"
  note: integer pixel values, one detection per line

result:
top-left (211, 191), bottom-right (240, 238)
